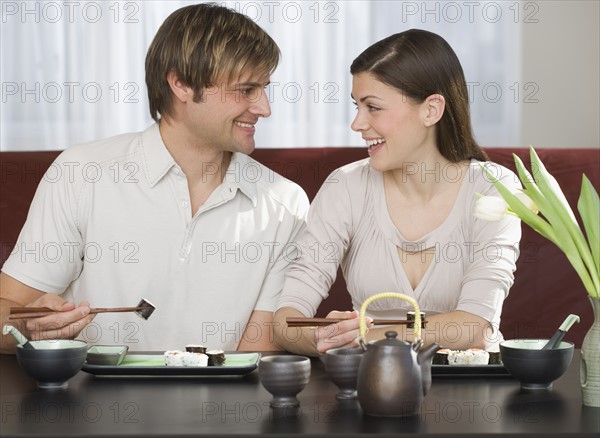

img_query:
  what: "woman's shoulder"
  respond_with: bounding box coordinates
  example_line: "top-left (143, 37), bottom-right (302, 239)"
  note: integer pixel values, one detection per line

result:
top-left (319, 158), bottom-right (372, 191)
top-left (466, 159), bottom-right (521, 192)
top-left (311, 158), bottom-right (375, 213)
top-left (331, 157), bottom-right (371, 178)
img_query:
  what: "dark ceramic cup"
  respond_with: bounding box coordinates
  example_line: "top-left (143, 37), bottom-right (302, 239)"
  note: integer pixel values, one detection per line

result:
top-left (324, 347), bottom-right (365, 400)
top-left (500, 339), bottom-right (574, 389)
top-left (259, 355), bottom-right (311, 407)
top-left (16, 340), bottom-right (88, 388)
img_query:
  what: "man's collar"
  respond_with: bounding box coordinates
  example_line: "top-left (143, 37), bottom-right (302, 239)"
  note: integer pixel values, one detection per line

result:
top-left (140, 124), bottom-right (259, 205)
top-left (224, 152), bottom-right (258, 206)
top-left (140, 123), bottom-right (176, 187)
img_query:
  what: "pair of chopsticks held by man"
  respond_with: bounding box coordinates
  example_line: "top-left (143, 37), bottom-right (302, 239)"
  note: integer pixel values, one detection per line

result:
top-left (0, 3), bottom-right (520, 356)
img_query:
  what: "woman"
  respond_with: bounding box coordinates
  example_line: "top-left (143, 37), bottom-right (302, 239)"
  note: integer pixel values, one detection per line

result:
top-left (273, 29), bottom-right (522, 356)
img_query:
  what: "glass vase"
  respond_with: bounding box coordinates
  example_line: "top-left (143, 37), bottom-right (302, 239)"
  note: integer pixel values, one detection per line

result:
top-left (580, 296), bottom-right (600, 407)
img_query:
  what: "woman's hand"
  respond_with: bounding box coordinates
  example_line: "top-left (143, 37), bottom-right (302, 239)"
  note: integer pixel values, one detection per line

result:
top-left (314, 310), bottom-right (372, 354)
top-left (273, 307), bottom-right (373, 356)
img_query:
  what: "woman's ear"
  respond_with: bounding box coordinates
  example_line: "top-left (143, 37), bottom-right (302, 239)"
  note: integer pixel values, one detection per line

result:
top-left (423, 94), bottom-right (446, 127)
top-left (166, 70), bottom-right (192, 103)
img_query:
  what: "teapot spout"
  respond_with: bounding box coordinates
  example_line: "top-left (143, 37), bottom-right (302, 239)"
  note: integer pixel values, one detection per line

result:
top-left (417, 342), bottom-right (441, 365)
top-left (417, 342), bottom-right (440, 396)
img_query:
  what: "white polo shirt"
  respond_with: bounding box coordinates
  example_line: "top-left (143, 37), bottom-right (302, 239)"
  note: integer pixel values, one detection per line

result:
top-left (2, 124), bottom-right (309, 351)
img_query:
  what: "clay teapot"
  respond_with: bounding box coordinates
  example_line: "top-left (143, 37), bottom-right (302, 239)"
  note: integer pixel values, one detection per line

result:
top-left (356, 292), bottom-right (440, 417)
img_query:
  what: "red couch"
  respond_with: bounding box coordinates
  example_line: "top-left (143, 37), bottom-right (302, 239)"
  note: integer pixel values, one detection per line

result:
top-left (1, 148), bottom-right (599, 346)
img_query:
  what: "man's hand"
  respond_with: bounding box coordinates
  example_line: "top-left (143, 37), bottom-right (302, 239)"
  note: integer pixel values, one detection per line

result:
top-left (1, 273), bottom-right (95, 353)
top-left (20, 294), bottom-right (95, 342)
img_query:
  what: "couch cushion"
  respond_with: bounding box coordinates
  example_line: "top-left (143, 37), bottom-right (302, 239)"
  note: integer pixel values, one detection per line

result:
top-left (1, 148), bottom-right (598, 346)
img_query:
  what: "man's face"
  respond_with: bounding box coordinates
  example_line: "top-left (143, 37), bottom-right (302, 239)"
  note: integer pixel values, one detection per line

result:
top-left (183, 71), bottom-right (272, 155)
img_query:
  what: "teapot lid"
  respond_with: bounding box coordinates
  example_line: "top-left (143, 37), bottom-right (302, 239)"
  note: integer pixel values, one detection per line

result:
top-left (372, 331), bottom-right (411, 347)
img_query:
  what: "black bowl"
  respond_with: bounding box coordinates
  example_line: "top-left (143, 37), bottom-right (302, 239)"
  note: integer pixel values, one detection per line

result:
top-left (500, 339), bottom-right (574, 389)
top-left (16, 340), bottom-right (88, 388)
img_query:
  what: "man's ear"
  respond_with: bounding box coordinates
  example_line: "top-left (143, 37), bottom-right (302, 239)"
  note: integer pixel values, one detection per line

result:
top-left (166, 70), bottom-right (192, 103)
top-left (423, 94), bottom-right (445, 127)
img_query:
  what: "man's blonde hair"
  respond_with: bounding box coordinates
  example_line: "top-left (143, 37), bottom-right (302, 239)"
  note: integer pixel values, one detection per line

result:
top-left (145, 3), bottom-right (280, 121)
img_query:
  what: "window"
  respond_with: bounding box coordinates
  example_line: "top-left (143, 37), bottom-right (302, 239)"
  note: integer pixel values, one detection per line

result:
top-left (1, 1), bottom-right (521, 150)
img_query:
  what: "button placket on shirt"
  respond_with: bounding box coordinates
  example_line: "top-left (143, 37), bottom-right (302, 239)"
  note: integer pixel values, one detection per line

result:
top-left (171, 166), bottom-right (194, 262)
top-left (176, 177), bottom-right (240, 262)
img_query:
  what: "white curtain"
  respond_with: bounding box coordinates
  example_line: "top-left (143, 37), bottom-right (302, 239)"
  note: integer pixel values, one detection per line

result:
top-left (1, 1), bottom-right (520, 151)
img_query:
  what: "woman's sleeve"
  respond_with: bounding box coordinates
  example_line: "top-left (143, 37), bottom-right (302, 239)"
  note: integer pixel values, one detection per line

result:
top-left (456, 164), bottom-right (523, 327)
top-left (276, 168), bottom-right (357, 317)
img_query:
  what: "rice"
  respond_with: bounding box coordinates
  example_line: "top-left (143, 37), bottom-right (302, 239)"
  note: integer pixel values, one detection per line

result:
top-left (447, 349), bottom-right (490, 365)
top-left (182, 352), bottom-right (208, 367)
top-left (164, 350), bottom-right (184, 366)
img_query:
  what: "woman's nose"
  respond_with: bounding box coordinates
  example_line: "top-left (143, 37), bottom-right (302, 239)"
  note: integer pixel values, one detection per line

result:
top-left (351, 111), bottom-right (368, 132)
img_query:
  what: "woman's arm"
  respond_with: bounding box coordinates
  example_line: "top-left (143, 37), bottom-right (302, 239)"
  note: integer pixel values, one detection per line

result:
top-left (365, 310), bottom-right (493, 349)
top-left (274, 165), bottom-right (369, 354)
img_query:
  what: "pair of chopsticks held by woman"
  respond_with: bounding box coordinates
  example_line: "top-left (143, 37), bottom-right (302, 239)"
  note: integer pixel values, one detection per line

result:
top-left (0, 4), bottom-right (520, 356)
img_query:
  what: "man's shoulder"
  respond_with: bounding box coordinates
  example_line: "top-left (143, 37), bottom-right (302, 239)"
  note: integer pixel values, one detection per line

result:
top-left (237, 154), bottom-right (309, 214)
top-left (55, 128), bottom-right (147, 166)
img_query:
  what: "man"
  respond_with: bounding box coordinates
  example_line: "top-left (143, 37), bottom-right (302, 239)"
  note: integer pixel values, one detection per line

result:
top-left (0, 3), bottom-right (309, 353)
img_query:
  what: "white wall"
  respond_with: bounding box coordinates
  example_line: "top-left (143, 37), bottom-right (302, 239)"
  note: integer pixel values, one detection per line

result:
top-left (521, 0), bottom-right (599, 148)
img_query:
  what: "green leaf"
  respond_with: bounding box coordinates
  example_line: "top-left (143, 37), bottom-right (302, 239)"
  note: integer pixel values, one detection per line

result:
top-left (513, 154), bottom-right (559, 222)
top-left (528, 147), bottom-right (599, 297)
top-left (579, 175), bottom-right (600, 279)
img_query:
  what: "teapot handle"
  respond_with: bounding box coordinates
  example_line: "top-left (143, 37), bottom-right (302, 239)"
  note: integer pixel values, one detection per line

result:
top-left (359, 292), bottom-right (423, 346)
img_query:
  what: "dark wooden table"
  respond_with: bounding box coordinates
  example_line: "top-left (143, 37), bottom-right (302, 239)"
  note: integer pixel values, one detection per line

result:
top-left (1, 351), bottom-right (598, 437)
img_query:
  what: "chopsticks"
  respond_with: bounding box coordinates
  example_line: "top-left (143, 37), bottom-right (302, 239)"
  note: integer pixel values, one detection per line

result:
top-left (286, 317), bottom-right (427, 328)
top-left (8, 306), bottom-right (148, 320)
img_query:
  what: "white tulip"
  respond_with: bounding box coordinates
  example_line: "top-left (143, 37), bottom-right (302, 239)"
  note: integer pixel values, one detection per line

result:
top-left (474, 196), bottom-right (509, 221)
top-left (514, 191), bottom-right (539, 215)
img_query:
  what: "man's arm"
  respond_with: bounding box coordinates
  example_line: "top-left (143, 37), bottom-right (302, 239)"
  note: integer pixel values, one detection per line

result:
top-left (237, 310), bottom-right (283, 351)
top-left (0, 272), bottom-right (94, 354)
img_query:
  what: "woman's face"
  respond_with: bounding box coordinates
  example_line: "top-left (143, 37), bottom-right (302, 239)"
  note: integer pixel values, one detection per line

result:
top-left (351, 72), bottom-right (436, 172)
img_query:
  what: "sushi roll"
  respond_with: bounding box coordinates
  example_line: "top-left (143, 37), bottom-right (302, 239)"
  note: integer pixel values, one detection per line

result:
top-left (182, 352), bottom-right (208, 367)
top-left (466, 348), bottom-right (490, 365)
top-left (206, 349), bottom-right (226, 366)
top-left (487, 351), bottom-right (502, 365)
top-left (164, 350), bottom-right (184, 366)
top-left (185, 344), bottom-right (207, 354)
top-left (447, 349), bottom-right (490, 365)
top-left (433, 348), bottom-right (451, 365)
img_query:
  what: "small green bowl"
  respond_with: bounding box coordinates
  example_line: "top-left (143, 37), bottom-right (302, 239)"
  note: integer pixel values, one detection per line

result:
top-left (86, 345), bottom-right (129, 366)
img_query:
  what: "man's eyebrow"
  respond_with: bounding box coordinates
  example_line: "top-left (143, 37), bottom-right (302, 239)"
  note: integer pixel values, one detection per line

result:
top-left (234, 81), bottom-right (271, 88)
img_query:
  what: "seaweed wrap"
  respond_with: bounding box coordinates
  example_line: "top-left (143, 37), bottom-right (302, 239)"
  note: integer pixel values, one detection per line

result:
top-left (206, 349), bottom-right (226, 366)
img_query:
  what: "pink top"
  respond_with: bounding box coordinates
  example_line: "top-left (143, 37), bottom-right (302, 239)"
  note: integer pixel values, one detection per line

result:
top-left (278, 158), bottom-right (522, 336)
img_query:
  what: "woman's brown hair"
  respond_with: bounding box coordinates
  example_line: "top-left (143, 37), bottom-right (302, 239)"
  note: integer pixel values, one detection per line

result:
top-left (350, 29), bottom-right (488, 162)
